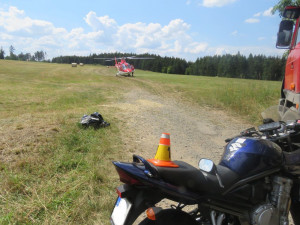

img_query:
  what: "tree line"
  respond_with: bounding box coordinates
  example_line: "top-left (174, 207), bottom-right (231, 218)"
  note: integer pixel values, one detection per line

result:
top-left (188, 53), bottom-right (285, 81)
top-left (51, 53), bottom-right (189, 75)
top-left (0, 45), bottom-right (48, 62)
top-left (52, 52), bottom-right (286, 81)
top-left (1, 47), bottom-right (286, 81)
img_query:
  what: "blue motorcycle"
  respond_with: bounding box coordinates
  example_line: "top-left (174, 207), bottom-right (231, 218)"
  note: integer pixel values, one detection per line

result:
top-left (110, 106), bottom-right (300, 225)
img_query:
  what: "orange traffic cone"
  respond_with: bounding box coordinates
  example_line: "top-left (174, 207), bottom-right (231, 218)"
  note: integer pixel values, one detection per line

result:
top-left (148, 133), bottom-right (179, 168)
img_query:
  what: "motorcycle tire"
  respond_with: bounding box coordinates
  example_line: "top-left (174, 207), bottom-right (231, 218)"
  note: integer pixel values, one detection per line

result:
top-left (137, 209), bottom-right (198, 225)
top-left (290, 200), bottom-right (300, 225)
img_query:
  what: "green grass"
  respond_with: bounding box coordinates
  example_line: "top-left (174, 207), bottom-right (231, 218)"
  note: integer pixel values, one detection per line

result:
top-left (135, 70), bottom-right (281, 123)
top-left (0, 60), bottom-right (281, 224)
top-left (0, 60), bottom-right (125, 224)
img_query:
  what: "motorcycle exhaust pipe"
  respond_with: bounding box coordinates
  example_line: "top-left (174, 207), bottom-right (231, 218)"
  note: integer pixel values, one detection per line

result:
top-left (210, 210), bottom-right (225, 225)
top-left (210, 211), bottom-right (216, 225)
top-left (217, 213), bottom-right (225, 225)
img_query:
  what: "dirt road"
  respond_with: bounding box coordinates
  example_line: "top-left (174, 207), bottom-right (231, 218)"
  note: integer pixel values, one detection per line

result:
top-left (115, 84), bottom-right (251, 168)
top-left (111, 83), bottom-right (252, 223)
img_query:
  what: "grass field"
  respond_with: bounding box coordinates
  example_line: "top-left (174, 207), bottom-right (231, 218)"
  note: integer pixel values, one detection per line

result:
top-left (135, 70), bottom-right (281, 122)
top-left (0, 60), bottom-right (281, 224)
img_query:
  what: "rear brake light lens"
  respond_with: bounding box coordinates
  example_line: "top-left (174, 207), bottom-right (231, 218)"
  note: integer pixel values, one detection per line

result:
top-left (116, 188), bottom-right (122, 198)
top-left (116, 167), bottom-right (142, 185)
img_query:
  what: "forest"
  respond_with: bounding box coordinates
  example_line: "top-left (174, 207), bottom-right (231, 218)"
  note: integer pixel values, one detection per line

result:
top-left (1, 44), bottom-right (286, 81)
top-left (0, 45), bottom-right (47, 62)
top-left (52, 52), bottom-right (286, 81)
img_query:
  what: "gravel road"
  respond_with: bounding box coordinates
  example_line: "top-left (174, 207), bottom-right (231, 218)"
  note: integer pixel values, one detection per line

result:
top-left (112, 84), bottom-right (251, 223)
top-left (115, 85), bottom-right (251, 167)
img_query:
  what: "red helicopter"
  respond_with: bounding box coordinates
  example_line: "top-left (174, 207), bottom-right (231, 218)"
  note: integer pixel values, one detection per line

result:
top-left (95, 56), bottom-right (153, 77)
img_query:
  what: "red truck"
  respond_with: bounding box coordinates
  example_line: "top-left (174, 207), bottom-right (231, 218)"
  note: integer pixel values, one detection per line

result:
top-left (277, 6), bottom-right (300, 119)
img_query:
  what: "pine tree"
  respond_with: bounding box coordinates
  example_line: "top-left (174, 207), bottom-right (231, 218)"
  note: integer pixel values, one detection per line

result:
top-left (0, 47), bottom-right (4, 59)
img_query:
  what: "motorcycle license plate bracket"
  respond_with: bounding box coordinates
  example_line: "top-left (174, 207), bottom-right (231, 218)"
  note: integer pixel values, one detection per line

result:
top-left (111, 196), bottom-right (132, 225)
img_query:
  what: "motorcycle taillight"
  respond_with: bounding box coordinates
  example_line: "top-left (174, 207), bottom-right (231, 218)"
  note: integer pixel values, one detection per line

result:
top-left (116, 167), bottom-right (143, 185)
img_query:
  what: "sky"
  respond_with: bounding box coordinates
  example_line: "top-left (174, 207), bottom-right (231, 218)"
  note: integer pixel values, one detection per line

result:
top-left (0, 0), bottom-right (284, 61)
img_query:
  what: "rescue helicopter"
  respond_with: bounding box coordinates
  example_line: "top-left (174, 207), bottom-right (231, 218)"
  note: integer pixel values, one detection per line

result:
top-left (94, 56), bottom-right (153, 77)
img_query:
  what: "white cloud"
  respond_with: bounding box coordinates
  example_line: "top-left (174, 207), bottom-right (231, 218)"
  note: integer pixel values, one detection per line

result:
top-left (249, 7), bottom-right (273, 21)
top-left (0, 6), bottom-right (282, 61)
top-left (207, 45), bottom-right (283, 57)
top-left (84, 12), bottom-right (117, 31)
top-left (254, 12), bottom-right (261, 17)
top-left (161, 19), bottom-right (190, 38)
top-left (0, 6), bottom-right (207, 59)
top-left (258, 37), bottom-right (266, 41)
top-left (184, 42), bottom-right (208, 54)
top-left (202, 0), bottom-right (237, 7)
top-left (245, 7), bottom-right (273, 26)
top-left (245, 18), bottom-right (260, 23)
top-left (263, 7), bottom-right (273, 17)
top-left (0, 32), bottom-right (14, 40)
top-left (0, 6), bottom-right (55, 35)
top-left (66, 28), bottom-right (84, 39)
top-left (215, 48), bottom-right (227, 55)
top-left (231, 30), bottom-right (238, 36)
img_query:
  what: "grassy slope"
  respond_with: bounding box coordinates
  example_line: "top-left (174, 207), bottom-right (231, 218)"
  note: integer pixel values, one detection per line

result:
top-left (136, 70), bottom-right (281, 123)
top-left (0, 60), bottom-right (281, 224)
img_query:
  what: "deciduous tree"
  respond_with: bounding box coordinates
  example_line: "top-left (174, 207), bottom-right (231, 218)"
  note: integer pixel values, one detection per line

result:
top-left (272, 0), bottom-right (300, 16)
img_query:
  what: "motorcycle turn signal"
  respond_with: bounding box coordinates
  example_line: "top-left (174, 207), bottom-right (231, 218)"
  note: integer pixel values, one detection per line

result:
top-left (146, 207), bottom-right (162, 221)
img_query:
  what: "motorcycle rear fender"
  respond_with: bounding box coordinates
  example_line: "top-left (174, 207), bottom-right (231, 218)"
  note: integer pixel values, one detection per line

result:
top-left (113, 160), bottom-right (202, 204)
top-left (115, 184), bottom-right (163, 225)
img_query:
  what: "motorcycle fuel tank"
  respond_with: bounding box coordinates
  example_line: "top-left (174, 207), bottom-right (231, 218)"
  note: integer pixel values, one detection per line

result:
top-left (219, 137), bottom-right (283, 177)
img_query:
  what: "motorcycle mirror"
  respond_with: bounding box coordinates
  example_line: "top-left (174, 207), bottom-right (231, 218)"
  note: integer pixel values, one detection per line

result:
top-left (199, 159), bottom-right (224, 188)
top-left (199, 159), bottom-right (215, 173)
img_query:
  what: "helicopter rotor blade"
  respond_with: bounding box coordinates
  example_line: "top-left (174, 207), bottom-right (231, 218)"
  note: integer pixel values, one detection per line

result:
top-left (94, 58), bottom-right (114, 60)
top-left (126, 57), bottom-right (154, 60)
top-left (94, 56), bottom-right (154, 60)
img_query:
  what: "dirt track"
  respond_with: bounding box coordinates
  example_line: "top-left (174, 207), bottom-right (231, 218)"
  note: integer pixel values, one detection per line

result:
top-left (112, 83), bottom-right (251, 223)
top-left (115, 84), bottom-right (251, 169)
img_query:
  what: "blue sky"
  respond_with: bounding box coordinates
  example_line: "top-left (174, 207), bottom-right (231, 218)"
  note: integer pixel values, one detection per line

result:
top-left (0, 0), bottom-right (284, 61)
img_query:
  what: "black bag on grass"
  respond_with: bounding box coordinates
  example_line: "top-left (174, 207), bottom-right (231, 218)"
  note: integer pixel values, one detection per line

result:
top-left (80, 112), bottom-right (110, 129)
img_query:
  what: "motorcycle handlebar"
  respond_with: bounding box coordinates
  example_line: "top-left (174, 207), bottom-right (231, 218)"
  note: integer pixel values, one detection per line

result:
top-left (225, 120), bottom-right (300, 143)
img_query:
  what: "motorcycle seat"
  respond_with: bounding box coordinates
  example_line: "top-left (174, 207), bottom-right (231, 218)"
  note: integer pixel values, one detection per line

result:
top-left (155, 161), bottom-right (239, 195)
